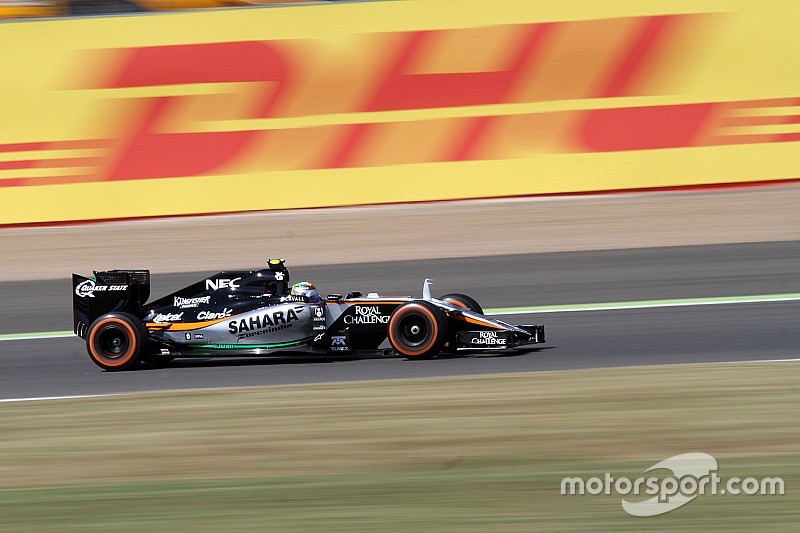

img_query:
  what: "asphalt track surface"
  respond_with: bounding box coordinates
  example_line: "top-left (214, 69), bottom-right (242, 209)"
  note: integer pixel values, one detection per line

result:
top-left (0, 241), bottom-right (798, 400)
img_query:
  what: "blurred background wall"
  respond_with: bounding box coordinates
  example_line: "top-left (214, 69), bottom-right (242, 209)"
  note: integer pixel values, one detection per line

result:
top-left (1, 0), bottom-right (798, 225)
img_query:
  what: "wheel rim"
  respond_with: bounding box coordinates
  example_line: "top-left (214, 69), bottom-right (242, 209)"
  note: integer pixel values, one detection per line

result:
top-left (398, 313), bottom-right (431, 348)
top-left (97, 325), bottom-right (131, 359)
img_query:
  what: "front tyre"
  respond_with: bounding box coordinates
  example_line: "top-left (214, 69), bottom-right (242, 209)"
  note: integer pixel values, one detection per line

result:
top-left (439, 293), bottom-right (484, 315)
top-left (388, 301), bottom-right (448, 359)
top-left (86, 312), bottom-right (146, 371)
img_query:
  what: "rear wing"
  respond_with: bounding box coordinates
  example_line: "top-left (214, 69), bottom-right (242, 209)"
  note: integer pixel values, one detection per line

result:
top-left (72, 270), bottom-right (150, 338)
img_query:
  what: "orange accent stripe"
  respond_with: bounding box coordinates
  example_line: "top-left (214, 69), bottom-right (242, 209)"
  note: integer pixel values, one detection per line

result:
top-left (451, 314), bottom-right (504, 329)
top-left (145, 315), bottom-right (235, 331)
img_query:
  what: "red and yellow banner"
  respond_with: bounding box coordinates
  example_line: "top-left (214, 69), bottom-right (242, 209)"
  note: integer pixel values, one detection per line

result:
top-left (1, 0), bottom-right (799, 224)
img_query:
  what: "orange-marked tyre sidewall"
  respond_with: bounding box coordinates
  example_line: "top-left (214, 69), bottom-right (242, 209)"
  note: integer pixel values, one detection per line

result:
top-left (87, 317), bottom-right (139, 369)
top-left (388, 303), bottom-right (443, 358)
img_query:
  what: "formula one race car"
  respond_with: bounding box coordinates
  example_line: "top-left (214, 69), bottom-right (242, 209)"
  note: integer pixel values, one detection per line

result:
top-left (72, 259), bottom-right (545, 371)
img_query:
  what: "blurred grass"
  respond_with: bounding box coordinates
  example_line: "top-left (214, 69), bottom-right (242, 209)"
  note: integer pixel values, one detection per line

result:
top-left (0, 362), bottom-right (798, 531)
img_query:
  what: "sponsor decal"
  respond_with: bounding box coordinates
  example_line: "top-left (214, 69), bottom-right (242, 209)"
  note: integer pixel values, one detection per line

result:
top-left (228, 307), bottom-right (303, 340)
top-left (53, 15), bottom-right (724, 187)
top-left (205, 277), bottom-right (241, 291)
top-left (466, 330), bottom-right (508, 346)
top-left (196, 308), bottom-right (233, 321)
top-left (344, 305), bottom-right (390, 325)
top-left (74, 280), bottom-right (94, 298)
top-left (312, 305), bottom-right (326, 330)
top-left (280, 295), bottom-right (305, 303)
top-left (74, 279), bottom-right (128, 298)
top-left (194, 333), bottom-right (204, 340)
top-left (235, 323), bottom-right (293, 341)
top-left (274, 272), bottom-right (285, 281)
top-left (330, 335), bottom-right (349, 352)
top-left (185, 333), bottom-right (192, 340)
top-left (174, 295), bottom-right (211, 308)
top-left (151, 312), bottom-right (184, 323)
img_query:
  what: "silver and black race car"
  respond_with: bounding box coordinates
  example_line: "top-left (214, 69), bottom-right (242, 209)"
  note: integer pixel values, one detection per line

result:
top-left (72, 259), bottom-right (545, 371)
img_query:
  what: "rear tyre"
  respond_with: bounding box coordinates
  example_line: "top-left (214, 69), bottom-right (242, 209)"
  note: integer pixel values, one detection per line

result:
top-left (439, 293), bottom-right (484, 315)
top-left (388, 301), bottom-right (448, 359)
top-left (86, 312), bottom-right (146, 371)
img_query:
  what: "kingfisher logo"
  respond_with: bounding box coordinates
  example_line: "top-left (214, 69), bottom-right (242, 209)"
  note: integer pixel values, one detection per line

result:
top-left (174, 296), bottom-right (211, 308)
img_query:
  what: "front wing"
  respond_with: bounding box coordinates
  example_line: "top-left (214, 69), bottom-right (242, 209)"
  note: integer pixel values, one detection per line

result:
top-left (455, 325), bottom-right (545, 350)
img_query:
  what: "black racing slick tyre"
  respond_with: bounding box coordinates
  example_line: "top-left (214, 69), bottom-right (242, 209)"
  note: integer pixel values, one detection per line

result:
top-left (388, 301), bottom-right (448, 359)
top-left (439, 293), bottom-right (484, 315)
top-left (86, 312), bottom-right (146, 371)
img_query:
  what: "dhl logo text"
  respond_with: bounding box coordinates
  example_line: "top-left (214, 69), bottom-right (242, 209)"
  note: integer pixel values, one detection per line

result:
top-left (1, 13), bottom-right (798, 189)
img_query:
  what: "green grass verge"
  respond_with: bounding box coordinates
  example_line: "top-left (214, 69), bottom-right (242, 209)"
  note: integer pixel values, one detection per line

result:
top-left (0, 362), bottom-right (798, 531)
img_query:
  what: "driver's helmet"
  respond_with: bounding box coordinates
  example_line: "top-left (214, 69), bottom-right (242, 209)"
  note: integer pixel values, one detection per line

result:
top-left (291, 281), bottom-right (321, 302)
